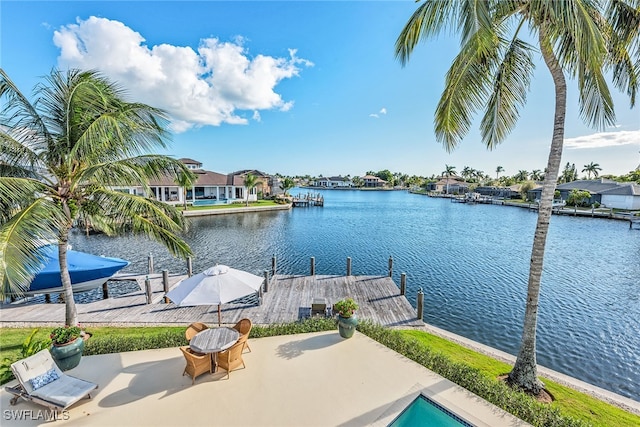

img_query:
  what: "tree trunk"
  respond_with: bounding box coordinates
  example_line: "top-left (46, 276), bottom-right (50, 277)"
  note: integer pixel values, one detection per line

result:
top-left (59, 230), bottom-right (78, 326)
top-left (508, 25), bottom-right (566, 395)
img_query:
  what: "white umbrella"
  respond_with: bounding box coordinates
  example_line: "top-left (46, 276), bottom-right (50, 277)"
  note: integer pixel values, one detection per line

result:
top-left (165, 265), bottom-right (264, 325)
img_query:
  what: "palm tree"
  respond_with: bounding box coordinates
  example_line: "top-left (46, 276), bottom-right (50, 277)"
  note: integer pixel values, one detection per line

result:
top-left (243, 173), bottom-right (258, 206)
top-left (582, 162), bottom-right (602, 180)
top-left (530, 169), bottom-right (543, 182)
top-left (0, 68), bottom-right (194, 326)
top-left (396, 0), bottom-right (638, 395)
top-left (279, 177), bottom-right (295, 196)
top-left (442, 164), bottom-right (457, 194)
top-left (514, 170), bottom-right (529, 182)
top-left (175, 169), bottom-right (197, 210)
top-left (495, 166), bottom-right (504, 180)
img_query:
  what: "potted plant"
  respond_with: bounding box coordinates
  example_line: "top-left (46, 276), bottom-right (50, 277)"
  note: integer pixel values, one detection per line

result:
top-left (334, 298), bottom-right (359, 339)
top-left (49, 325), bottom-right (88, 371)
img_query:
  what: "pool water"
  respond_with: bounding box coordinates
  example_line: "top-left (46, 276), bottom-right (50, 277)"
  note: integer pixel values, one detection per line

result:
top-left (388, 395), bottom-right (473, 427)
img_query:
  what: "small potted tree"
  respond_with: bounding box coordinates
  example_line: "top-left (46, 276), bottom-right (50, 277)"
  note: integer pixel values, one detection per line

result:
top-left (334, 298), bottom-right (359, 339)
top-left (49, 325), bottom-right (88, 371)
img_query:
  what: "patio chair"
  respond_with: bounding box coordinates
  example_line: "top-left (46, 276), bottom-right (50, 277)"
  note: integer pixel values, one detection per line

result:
top-left (5, 349), bottom-right (98, 411)
top-left (185, 322), bottom-right (209, 342)
top-left (179, 346), bottom-right (212, 385)
top-left (216, 341), bottom-right (245, 379)
top-left (232, 318), bottom-right (253, 353)
top-left (311, 298), bottom-right (327, 317)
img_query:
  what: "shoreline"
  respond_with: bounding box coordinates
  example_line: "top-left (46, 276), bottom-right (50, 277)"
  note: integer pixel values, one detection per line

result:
top-left (181, 203), bottom-right (292, 217)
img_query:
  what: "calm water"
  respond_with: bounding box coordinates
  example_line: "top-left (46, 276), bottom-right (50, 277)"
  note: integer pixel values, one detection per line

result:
top-left (69, 189), bottom-right (640, 401)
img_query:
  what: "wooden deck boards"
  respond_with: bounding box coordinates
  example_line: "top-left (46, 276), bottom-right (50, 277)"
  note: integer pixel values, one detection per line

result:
top-left (0, 274), bottom-right (424, 328)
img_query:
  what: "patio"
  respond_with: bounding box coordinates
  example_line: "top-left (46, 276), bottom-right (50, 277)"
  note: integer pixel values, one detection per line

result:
top-left (0, 331), bottom-right (528, 426)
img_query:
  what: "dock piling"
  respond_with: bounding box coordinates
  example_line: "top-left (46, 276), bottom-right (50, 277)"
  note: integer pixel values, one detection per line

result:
top-left (417, 288), bottom-right (424, 320)
top-left (145, 276), bottom-right (152, 304)
top-left (162, 270), bottom-right (169, 303)
top-left (187, 257), bottom-right (193, 277)
top-left (272, 255), bottom-right (277, 277)
top-left (310, 257), bottom-right (315, 276)
top-left (400, 273), bottom-right (406, 296)
top-left (388, 256), bottom-right (393, 278)
top-left (102, 282), bottom-right (109, 299)
top-left (263, 270), bottom-right (270, 293)
top-left (346, 257), bottom-right (352, 276)
top-left (148, 253), bottom-right (154, 275)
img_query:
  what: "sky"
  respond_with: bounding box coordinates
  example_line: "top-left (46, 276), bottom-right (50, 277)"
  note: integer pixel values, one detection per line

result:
top-left (1, 1), bottom-right (639, 179)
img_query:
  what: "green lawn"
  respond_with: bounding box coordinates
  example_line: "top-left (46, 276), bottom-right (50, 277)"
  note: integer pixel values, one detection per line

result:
top-left (399, 330), bottom-right (640, 427)
top-left (181, 200), bottom-right (283, 211)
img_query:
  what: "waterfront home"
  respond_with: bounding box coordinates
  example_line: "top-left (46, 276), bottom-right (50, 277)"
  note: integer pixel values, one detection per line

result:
top-left (311, 176), bottom-right (353, 188)
top-left (112, 159), bottom-right (278, 205)
top-left (528, 179), bottom-right (640, 209)
top-left (425, 177), bottom-right (469, 194)
top-left (475, 184), bottom-right (529, 199)
top-left (362, 174), bottom-right (387, 188)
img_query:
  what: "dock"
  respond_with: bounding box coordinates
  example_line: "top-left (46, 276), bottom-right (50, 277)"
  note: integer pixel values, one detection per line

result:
top-left (292, 192), bottom-right (324, 207)
top-left (0, 273), bottom-right (423, 328)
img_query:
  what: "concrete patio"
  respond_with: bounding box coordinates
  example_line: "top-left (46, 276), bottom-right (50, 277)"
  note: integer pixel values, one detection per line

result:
top-left (1, 331), bottom-right (529, 426)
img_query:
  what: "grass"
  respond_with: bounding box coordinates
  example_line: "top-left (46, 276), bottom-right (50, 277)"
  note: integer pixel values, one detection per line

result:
top-left (180, 200), bottom-right (282, 211)
top-left (1, 322), bottom-right (638, 427)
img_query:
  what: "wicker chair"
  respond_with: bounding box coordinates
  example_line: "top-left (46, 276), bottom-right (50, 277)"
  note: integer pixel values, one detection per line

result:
top-left (185, 322), bottom-right (208, 342)
top-left (216, 341), bottom-right (245, 379)
top-left (232, 318), bottom-right (253, 353)
top-left (179, 346), bottom-right (212, 385)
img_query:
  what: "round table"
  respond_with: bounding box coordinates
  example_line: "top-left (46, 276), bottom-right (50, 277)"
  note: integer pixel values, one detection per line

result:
top-left (189, 327), bottom-right (240, 370)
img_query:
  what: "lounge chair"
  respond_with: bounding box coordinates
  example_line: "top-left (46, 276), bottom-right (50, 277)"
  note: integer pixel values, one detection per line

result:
top-left (311, 298), bottom-right (327, 317)
top-left (185, 322), bottom-right (209, 342)
top-left (232, 318), bottom-right (252, 353)
top-left (216, 341), bottom-right (245, 379)
top-left (5, 349), bottom-right (98, 411)
top-left (179, 346), bottom-right (212, 385)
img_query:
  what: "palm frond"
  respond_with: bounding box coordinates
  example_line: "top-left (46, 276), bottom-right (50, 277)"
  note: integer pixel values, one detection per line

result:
top-left (0, 199), bottom-right (66, 298)
top-left (481, 37), bottom-right (535, 148)
top-left (395, 0), bottom-right (460, 65)
top-left (435, 26), bottom-right (500, 151)
top-left (459, 0), bottom-right (494, 45)
top-left (578, 63), bottom-right (616, 129)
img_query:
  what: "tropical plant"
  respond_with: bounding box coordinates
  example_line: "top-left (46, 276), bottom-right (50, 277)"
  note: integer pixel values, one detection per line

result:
top-left (333, 298), bottom-right (359, 318)
top-left (495, 166), bottom-right (504, 180)
top-left (243, 173), bottom-right (258, 206)
top-left (514, 170), bottom-right (529, 182)
top-left (442, 164), bottom-right (457, 194)
top-left (566, 189), bottom-right (592, 207)
top-left (530, 169), bottom-right (543, 182)
top-left (396, 0), bottom-right (638, 396)
top-left (279, 177), bottom-right (295, 196)
top-left (582, 162), bottom-right (602, 180)
top-left (561, 162), bottom-right (579, 183)
top-left (50, 325), bottom-right (84, 345)
top-left (0, 68), bottom-right (193, 327)
top-left (175, 168), bottom-right (197, 210)
top-left (0, 329), bottom-right (49, 384)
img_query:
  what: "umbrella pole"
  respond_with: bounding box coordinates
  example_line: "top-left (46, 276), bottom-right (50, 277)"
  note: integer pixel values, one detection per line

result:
top-left (218, 304), bottom-right (221, 326)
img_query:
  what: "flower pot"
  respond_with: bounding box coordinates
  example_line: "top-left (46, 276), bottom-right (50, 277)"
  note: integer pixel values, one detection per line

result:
top-left (50, 337), bottom-right (84, 371)
top-left (337, 314), bottom-right (358, 339)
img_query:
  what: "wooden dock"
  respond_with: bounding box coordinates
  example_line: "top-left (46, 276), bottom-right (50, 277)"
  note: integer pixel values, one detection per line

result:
top-left (0, 274), bottom-right (424, 328)
top-left (292, 192), bottom-right (324, 207)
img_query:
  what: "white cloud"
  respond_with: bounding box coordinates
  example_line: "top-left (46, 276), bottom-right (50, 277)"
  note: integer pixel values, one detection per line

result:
top-left (53, 16), bottom-right (313, 132)
top-left (565, 130), bottom-right (640, 149)
top-left (369, 107), bottom-right (387, 119)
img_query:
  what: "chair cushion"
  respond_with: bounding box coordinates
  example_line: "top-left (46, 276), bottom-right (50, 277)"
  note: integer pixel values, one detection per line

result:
top-left (30, 368), bottom-right (60, 390)
top-left (11, 349), bottom-right (63, 395)
top-left (31, 375), bottom-right (98, 409)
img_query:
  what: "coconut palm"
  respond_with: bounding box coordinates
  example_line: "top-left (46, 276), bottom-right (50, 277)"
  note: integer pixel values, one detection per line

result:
top-left (514, 170), bottom-right (529, 182)
top-left (495, 166), bottom-right (504, 180)
top-left (175, 169), bottom-right (197, 210)
top-left (582, 162), bottom-right (602, 179)
top-left (396, 0), bottom-right (638, 395)
top-left (279, 177), bottom-right (295, 196)
top-left (442, 164), bottom-right (457, 194)
top-left (243, 173), bottom-right (258, 206)
top-left (530, 169), bottom-right (543, 182)
top-left (0, 68), bottom-right (194, 326)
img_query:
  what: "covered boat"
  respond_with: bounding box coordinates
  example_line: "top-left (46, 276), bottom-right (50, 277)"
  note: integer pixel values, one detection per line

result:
top-left (25, 245), bottom-right (130, 295)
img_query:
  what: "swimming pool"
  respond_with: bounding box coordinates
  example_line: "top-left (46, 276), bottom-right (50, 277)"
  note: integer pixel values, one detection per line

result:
top-left (388, 395), bottom-right (473, 427)
top-left (192, 199), bottom-right (228, 206)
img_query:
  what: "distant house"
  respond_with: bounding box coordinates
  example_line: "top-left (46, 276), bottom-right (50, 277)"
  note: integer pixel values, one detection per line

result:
top-left (425, 177), bottom-right (469, 194)
top-left (362, 175), bottom-right (387, 188)
top-left (476, 184), bottom-right (535, 199)
top-left (312, 176), bottom-right (353, 188)
top-left (528, 179), bottom-right (640, 209)
top-left (112, 159), bottom-right (263, 205)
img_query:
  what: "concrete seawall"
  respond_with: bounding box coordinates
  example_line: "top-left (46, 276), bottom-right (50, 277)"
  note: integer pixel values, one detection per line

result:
top-left (182, 203), bottom-right (292, 217)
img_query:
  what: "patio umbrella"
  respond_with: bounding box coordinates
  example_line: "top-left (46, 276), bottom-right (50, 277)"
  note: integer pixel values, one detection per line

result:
top-left (165, 265), bottom-right (264, 325)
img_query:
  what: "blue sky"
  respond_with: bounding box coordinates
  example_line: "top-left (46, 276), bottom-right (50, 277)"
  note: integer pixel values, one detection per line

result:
top-left (2, 1), bottom-right (639, 178)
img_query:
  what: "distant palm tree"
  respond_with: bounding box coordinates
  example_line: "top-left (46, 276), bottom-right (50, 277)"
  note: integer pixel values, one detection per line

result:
top-left (243, 173), bottom-right (258, 206)
top-left (442, 164), bottom-right (457, 194)
top-left (514, 170), bottom-right (529, 182)
top-left (530, 170), bottom-right (543, 181)
top-left (495, 166), bottom-right (504, 180)
top-left (396, 0), bottom-right (638, 395)
top-left (175, 169), bottom-right (197, 210)
top-left (279, 177), bottom-right (295, 196)
top-left (0, 69), bottom-right (193, 326)
top-left (582, 162), bottom-right (602, 179)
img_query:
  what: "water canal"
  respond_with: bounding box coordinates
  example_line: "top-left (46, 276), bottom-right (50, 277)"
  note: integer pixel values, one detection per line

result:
top-left (69, 188), bottom-right (640, 401)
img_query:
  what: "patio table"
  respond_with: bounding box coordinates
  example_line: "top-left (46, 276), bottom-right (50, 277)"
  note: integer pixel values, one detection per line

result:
top-left (189, 327), bottom-right (240, 369)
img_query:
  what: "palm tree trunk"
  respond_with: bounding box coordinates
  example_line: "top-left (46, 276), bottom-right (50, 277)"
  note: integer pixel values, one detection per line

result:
top-left (59, 230), bottom-right (78, 326)
top-left (508, 25), bottom-right (566, 395)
